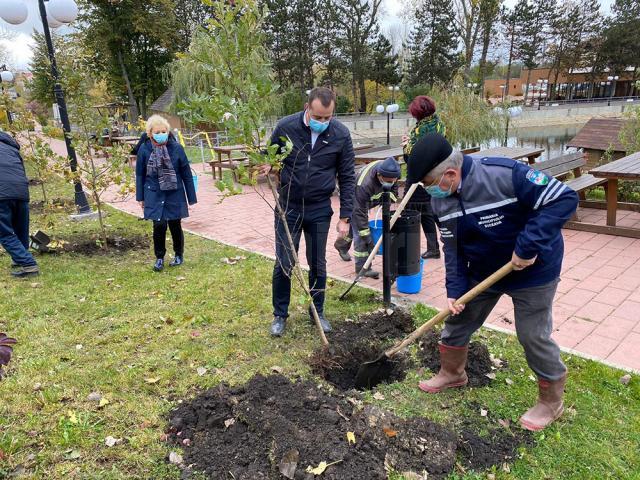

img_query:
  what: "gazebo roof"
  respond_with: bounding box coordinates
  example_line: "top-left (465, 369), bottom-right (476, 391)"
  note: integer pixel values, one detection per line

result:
top-left (567, 117), bottom-right (627, 152)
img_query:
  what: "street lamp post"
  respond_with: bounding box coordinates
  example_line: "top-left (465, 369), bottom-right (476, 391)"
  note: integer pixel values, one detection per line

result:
top-left (0, 65), bottom-right (14, 124)
top-left (607, 75), bottom-right (619, 106)
top-left (387, 85), bottom-right (399, 118)
top-left (537, 78), bottom-right (548, 111)
top-left (376, 103), bottom-right (399, 145)
top-left (0, 0), bottom-right (91, 215)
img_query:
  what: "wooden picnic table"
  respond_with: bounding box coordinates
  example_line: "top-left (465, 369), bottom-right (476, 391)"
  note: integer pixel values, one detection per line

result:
top-left (354, 146), bottom-right (404, 164)
top-left (470, 146), bottom-right (544, 164)
top-left (111, 135), bottom-right (140, 144)
top-left (587, 152), bottom-right (640, 238)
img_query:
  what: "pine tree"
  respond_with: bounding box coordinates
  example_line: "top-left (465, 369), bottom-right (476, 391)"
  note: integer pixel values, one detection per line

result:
top-left (601, 0), bottom-right (640, 94)
top-left (406, 0), bottom-right (460, 87)
top-left (477, 0), bottom-right (502, 95)
top-left (369, 33), bottom-right (401, 102)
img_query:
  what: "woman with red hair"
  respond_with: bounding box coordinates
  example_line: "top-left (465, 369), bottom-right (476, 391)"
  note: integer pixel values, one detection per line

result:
top-left (402, 95), bottom-right (446, 259)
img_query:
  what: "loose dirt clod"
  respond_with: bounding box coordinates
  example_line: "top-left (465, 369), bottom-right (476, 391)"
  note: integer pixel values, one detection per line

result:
top-left (309, 309), bottom-right (415, 390)
top-left (417, 330), bottom-right (500, 387)
top-left (169, 374), bottom-right (527, 479)
top-left (58, 235), bottom-right (150, 255)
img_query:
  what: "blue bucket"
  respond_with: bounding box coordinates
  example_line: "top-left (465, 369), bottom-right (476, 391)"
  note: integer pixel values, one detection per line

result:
top-left (191, 169), bottom-right (199, 192)
top-left (396, 258), bottom-right (424, 294)
top-left (369, 218), bottom-right (383, 255)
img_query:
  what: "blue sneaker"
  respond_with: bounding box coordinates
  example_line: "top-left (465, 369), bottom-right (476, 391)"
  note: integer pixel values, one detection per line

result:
top-left (169, 255), bottom-right (183, 267)
top-left (153, 259), bottom-right (164, 272)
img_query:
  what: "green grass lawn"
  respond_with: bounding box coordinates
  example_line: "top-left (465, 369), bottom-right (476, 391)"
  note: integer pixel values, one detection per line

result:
top-left (0, 173), bottom-right (639, 479)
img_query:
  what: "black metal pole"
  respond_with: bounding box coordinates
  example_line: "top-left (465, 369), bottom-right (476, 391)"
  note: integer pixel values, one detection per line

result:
top-left (386, 112), bottom-right (390, 145)
top-left (382, 186), bottom-right (392, 307)
top-left (37, 0), bottom-right (91, 214)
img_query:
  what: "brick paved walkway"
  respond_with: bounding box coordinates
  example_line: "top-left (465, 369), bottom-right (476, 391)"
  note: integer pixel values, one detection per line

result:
top-left (47, 139), bottom-right (640, 372)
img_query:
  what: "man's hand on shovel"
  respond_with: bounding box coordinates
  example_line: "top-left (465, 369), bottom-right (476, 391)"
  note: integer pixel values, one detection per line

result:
top-left (446, 251), bottom-right (537, 315)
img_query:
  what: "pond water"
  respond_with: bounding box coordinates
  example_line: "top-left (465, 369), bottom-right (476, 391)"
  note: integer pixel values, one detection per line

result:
top-left (363, 123), bottom-right (582, 163)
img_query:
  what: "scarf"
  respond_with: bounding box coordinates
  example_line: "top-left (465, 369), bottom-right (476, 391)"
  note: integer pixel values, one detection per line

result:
top-left (404, 114), bottom-right (447, 155)
top-left (147, 143), bottom-right (177, 191)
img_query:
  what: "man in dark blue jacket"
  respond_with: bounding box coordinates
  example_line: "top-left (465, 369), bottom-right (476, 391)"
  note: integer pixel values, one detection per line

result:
top-left (265, 87), bottom-right (355, 337)
top-left (0, 131), bottom-right (39, 277)
top-left (407, 133), bottom-right (578, 432)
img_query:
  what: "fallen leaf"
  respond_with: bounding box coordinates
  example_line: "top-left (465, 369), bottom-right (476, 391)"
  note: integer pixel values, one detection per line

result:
top-left (196, 367), bottom-right (207, 376)
top-left (490, 354), bottom-right (503, 368)
top-left (98, 398), bottom-right (110, 408)
top-left (182, 438), bottom-right (191, 446)
top-left (65, 449), bottom-right (81, 460)
top-left (505, 378), bottom-right (514, 386)
top-left (271, 365), bottom-right (284, 374)
top-left (104, 436), bottom-right (120, 447)
top-left (75, 344), bottom-right (83, 350)
top-left (620, 374), bottom-right (632, 385)
top-left (346, 431), bottom-right (356, 444)
top-left (502, 462), bottom-right (511, 473)
top-left (144, 377), bottom-right (160, 384)
top-left (30, 282), bottom-right (41, 288)
top-left (382, 427), bottom-right (398, 438)
top-left (87, 392), bottom-right (102, 402)
top-left (190, 330), bottom-right (201, 338)
top-left (33, 383), bottom-right (43, 391)
top-left (373, 392), bottom-right (385, 401)
top-left (224, 418), bottom-right (236, 429)
top-left (385, 308), bottom-right (394, 316)
top-left (68, 411), bottom-right (78, 424)
top-left (306, 461), bottom-right (328, 475)
top-left (176, 276), bottom-right (186, 281)
top-left (485, 372), bottom-right (496, 380)
top-left (487, 474), bottom-right (496, 480)
top-left (498, 419), bottom-right (511, 429)
top-left (169, 451), bottom-right (183, 465)
top-left (528, 374), bottom-right (537, 382)
top-left (480, 408), bottom-right (488, 417)
top-left (278, 449), bottom-right (299, 479)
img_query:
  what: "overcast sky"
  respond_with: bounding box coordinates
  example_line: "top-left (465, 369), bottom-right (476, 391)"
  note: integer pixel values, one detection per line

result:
top-left (1, 0), bottom-right (615, 70)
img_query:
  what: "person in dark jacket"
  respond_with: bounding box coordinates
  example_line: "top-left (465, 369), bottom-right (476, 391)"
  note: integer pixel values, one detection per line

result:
top-left (263, 87), bottom-right (356, 337)
top-left (402, 96), bottom-right (446, 259)
top-left (136, 115), bottom-right (197, 272)
top-left (0, 131), bottom-right (39, 277)
top-left (407, 133), bottom-right (579, 432)
top-left (334, 156), bottom-right (400, 278)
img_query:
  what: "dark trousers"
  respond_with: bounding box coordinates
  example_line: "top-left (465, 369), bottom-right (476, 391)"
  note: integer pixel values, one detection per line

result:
top-left (0, 199), bottom-right (37, 267)
top-left (407, 201), bottom-right (439, 254)
top-left (273, 206), bottom-right (331, 318)
top-left (442, 279), bottom-right (566, 381)
top-left (152, 219), bottom-right (184, 259)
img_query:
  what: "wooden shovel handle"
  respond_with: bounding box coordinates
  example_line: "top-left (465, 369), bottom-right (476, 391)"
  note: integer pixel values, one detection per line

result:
top-left (385, 262), bottom-right (515, 358)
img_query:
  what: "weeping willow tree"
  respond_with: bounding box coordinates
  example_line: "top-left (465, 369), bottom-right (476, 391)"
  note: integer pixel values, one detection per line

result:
top-left (422, 84), bottom-right (506, 148)
top-left (173, 0), bottom-right (329, 346)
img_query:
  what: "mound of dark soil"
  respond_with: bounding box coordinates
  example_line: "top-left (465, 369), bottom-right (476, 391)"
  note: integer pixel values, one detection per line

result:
top-left (58, 234), bottom-right (149, 255)
top-left (309, 308), bottom-right (415, 390)
top-left (417, 330), bottom-right (500, 387)
top-left (168, 374), bottom-right (527, 480)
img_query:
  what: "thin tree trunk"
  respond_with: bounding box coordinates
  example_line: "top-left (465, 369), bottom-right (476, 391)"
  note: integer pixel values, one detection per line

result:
top-left (358, 69), bottom-right (367, 113)
top-left (478, 28), bottom-right (491, 98)
top-left (503, 27), bottom-right (516, 101)
top-left (117, 49), bottom-right (139, 120)
top-left (524, 68), bottom-right (533, 105)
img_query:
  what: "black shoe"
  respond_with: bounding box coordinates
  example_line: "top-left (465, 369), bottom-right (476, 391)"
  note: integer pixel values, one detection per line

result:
top-left (11, 265), bottom-right (40, 278)
top-left (356, 266), bottom-right (380, 279)
top-left (309, 306), bottom-right (332, 333)
top-left (270, 316), bottom-right (286, 337)
top-left (336, 248), bottom-right (351, 262)
top-left (421, 250), bottom-right (441, 260)
top-left (169, 255), bottom-right (184, 267)
top-left (153, 259), bottom-right (164, 272)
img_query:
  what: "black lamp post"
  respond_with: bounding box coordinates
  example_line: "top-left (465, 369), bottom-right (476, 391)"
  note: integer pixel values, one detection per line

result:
top-left (0, 0), bottom-right (91, 215)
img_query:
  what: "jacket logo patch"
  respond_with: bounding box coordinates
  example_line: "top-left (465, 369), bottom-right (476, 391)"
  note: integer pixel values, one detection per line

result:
top-left (526, 170), bottom-right (549, 186)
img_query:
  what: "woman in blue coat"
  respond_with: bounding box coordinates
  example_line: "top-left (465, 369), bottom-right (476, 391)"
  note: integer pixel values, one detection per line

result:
top-left (136, 115), bottom-right (197, 271)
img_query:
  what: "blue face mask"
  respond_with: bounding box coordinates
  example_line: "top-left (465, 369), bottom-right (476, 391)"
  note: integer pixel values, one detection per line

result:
top-left (425, 175), bottom-right (453, 198)
top-left (309, 117), bottom-right (330, 134)
top-left (153, 132), bottom-right (169, 144)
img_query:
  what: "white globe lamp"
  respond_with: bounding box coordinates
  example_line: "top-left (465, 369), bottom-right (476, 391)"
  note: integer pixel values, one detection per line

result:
top-left (0, 0), bottom-right (28, 25)
top-left (1, 71), bottom-right (15, 83)
top-left (375, 105), bottom-right (385, 114)
top-left (47, 0), bottom-right (79, 23)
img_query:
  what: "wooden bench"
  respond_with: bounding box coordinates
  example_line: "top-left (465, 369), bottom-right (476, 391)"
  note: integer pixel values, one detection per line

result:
top-left (535, 151), bottom-right (607, 199)
top-left (208, 156), bottom-right (250, 182)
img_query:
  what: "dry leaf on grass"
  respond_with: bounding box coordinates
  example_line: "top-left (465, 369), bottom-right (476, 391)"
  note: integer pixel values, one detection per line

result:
top-left (480, 408), bottom-right (488, 417)
top-left (196, 367), bottom-right (207, 376)
top-left (98, 398), bottom-right (110, 408)
top-left (382, 427), bottom-right (398, 438)
top-left (104, 436), bottom-right (121, 447)
top-left (144, 377), bottom-right (160, 384)
top-left (620, 374), bottom-right (632, 385)
top-left (169, 451), bottom-right (183, 465)
top-left (373, 392), bottom-right (385, 400)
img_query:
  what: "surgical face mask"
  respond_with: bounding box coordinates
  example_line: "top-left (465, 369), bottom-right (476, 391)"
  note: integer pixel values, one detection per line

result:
top-left (424, 174), bottom-right (453, 198)
top-left (309, 117), bottom-right (330, 134)
top-left (378, 176), bottom-right (396, 190)
top-left (152, 132), bottom-right (169, 144)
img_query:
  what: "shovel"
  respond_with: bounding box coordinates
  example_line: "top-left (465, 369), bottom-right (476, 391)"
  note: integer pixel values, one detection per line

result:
top-left (354, 261), bottom-right (515, 389)
top-left (339, 182), bottom-right (423, 300)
